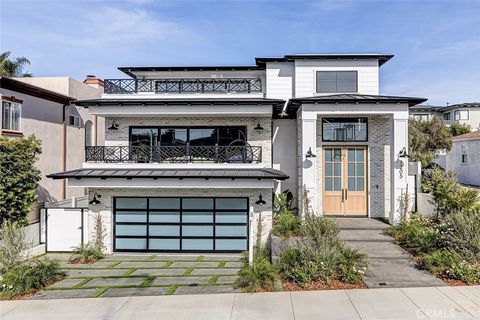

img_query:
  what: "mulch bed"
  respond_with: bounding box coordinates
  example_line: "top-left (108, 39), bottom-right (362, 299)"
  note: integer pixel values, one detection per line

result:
top-left (441, 278), bottom-right (477, 286)
top-left (282, 278), bottom-right (367, 291)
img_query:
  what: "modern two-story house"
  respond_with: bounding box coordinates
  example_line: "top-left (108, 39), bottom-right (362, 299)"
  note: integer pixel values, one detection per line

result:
top-left (410, 103), bottom-right (480, 130)
top-left (48, 54), bottom-right (426, 254)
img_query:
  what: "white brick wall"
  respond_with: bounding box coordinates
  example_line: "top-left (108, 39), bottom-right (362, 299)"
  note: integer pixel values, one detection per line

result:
top-left (87, 188), bottom-right (272, 254)
top-left (104, 117), bottom-right (272, 166)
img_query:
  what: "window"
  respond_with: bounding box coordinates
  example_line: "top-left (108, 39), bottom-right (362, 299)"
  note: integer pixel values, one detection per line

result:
top-left (454, 110), bottom-right (469, 121)
top-left (68, 115), bottom-right (80, 127)
top-left (322, 118), bottom-right (367, 142)
top-left (443, 112), bottom-right (451, 121)
top-left (131, 128), bottom-right (159, 147)
top-left (413, 114), bottom-right (429, 122)
top-left (85, 120), bottom-right (94, 146)
top-left (2, 101), bottom-right (21, 131)
top-left (316, 71), bottom-right (357, 93)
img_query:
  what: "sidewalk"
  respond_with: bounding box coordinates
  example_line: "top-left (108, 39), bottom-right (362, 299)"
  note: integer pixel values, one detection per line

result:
top-left (2, 286), bottom-right (479, 320)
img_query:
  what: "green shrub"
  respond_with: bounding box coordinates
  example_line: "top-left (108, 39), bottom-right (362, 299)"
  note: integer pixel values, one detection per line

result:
top-left (0, 220), bottom-right (31, 273)
top-left (235, 246), bottom-right (278, 292)
top-left (339, 246), bottom-right (368, 284)
top-left (273, 190), bottom-right (297, 216)
top-left (450, 123), bottom-right (471, 137)
top-left (439, 210), bottom-right (480, 261)
top-left (278, 247), bottom-right (321, 285)
top-left (448, 260), bottom-right (480, 284)
top-left (69, 244), bottom-right (105, 264)
top-left (272, 211), bottom-right (301, 238)
top-left (422, 250), bottom-right (457, 275)
top-left (0, 258), bottom-right (63, 299)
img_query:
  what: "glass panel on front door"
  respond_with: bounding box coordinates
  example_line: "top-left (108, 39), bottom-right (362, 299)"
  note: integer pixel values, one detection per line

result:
top-left (324, 148), bottom-right (342, 191)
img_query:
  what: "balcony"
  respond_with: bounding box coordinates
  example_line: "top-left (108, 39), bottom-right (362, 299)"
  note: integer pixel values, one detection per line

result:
top-left (104, 78), bottom-right (262, 95)
top-left (85, 145), bottom-right (262, 164)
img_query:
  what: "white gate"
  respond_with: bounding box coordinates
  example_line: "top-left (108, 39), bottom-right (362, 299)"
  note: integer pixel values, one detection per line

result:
top-left (45, 208), bottom-right (85, 252)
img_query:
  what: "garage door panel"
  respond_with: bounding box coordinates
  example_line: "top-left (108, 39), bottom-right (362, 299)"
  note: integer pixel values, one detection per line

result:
top-left (116, 238), bottom-right (147, 250)
top-left (216, 212), bottom-right (247, 223)
top-left (149, 211), bottom-right (180, 223)
top-left (182, 225), bottom-right (213, 236)
top-left (116, 211), bottom-right (147, 223)
top-left (116, 225), bottom-right (147, 236)
top-left (149, 225), bottom-right (180, 236)
top-left (183, 212), bottom-right (213, 223)
top-left (149, 239), bottom-right (180, 250)
top-left (216, 225), bottom-right (247, 237)
top-left (182, 239), bottom-right (213, 250)
top-left (215, 239), bottom-right (247, 251)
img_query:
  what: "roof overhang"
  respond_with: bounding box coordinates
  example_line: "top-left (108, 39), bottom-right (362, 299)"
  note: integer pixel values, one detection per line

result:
top-left (256, 54), bottom-right (394, 66)
top-left (0, 77), bottom-right (74, 104)
top-left (74, 98), bottom-right (284, 107)
top-left (119, 66), bottom-right (264, 78)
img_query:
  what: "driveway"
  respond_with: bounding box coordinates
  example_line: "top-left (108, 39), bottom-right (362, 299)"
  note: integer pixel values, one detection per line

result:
top-left (336, 218), bottom-right (445, 288)
top-left (34, 253), bottom-right (242, 299)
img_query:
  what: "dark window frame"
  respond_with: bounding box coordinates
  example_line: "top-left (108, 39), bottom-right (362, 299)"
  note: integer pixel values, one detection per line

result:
top-left (322, 118), bottom-right (368, 142)
top-left (443, 112), bottom-right (451, 121)
top-left (113, 196), bottom-right (249, 253)
top-left (129, 126), bottom-right (248, 147)
top-left (316, 71), bottom-right (358, 93)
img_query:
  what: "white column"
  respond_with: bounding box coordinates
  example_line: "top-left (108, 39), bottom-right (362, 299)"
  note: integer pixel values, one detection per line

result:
top-left (390, 115), bottom-right (409, 224)
top-left (300, 112), bottom-right (318, 215)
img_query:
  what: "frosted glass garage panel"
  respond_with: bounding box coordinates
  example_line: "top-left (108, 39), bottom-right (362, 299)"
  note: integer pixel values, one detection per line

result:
top-left (149, 225), bottom-right (180, 237)
top-left (149, 239), bottom-right (180, 250)
top-left (182, 225), bottom-right (213, 237)
top-left (116, 198), bottom-right (147, 209)
top-left (116, 211), bottom-right (147, 223)
top-left (149, 211), bottom-right (180, 223)
top-left (215, 198), bottom-right (248, 210)
top-left (116, 225), bottom-right (147, 236)
top-left (183, 198), bottom-right (213, 210)
top-left (215, 239), bottom-right (247, 251)
top-left (149, 198), bottom-right (180, 210)
top-left (216, 226), bottom-right (247, 237)
top-left (183, 212), bottom-right (213, 223)
top-left (116, 238), bottom-right (147, 250)
top-left (216, 212), bottom-right (247, 223)
top-left (182, 239), bottom-right (213, 250)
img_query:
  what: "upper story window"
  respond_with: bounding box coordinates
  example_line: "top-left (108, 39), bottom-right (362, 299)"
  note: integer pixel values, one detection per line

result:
top-left (322, 118), bottom-right (367, 142)
top-left (69, 115), bottom-right (81, 127)
top-left (2, 100), bottom-right (21, 131)
top-left (316, 71), bottom-right (358, 93)
top-left (413, 114), bottom-right (430, 122)
top-left (454, 110), bottom-right (469, 121)
top-left (443, 112), bottom-right (451, 121)
top-left (85, 120), bottom-right (94, 146)
top-left (130, 126), bottom-right (247, 147)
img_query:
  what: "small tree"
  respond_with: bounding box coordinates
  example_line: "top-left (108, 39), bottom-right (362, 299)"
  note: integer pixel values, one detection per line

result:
top-left (0, 135), bottom-right (42, 225)
top-left (450, 123), bottom-right (471, 137)
top-left (409, 117), bottom-right (452, 167)
top-left (93, 213), bottom-right (106, 253)
top-left (0, 220), bottom-right (31, 273)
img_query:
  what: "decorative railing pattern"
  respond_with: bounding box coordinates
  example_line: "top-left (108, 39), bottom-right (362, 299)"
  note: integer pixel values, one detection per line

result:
top-left (104, 78), bottom-right (262, 94)
top-left (85, 146), bottom-right (262, 163)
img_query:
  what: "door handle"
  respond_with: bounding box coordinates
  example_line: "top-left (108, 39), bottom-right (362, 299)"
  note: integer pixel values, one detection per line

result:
top-left (345, 189), bottom-right (348, 200)
top-left (342, 189), bottom-right (345, 202)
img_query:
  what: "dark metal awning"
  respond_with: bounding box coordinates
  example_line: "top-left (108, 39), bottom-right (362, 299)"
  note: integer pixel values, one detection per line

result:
top-left (47, 168), bottom-right (289, 180)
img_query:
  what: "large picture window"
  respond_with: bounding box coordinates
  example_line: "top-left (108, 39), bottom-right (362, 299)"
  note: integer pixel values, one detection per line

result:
top-left (316, 71), bottom-right (358, 93)
top-left (322, 118), bottom-right (368, 142)
top-left (130, 126), bottom-right (246, 147)
top-left (2, 100), bottom-right (21, 131)
top-left (454, 110), bottom-right (469, 121)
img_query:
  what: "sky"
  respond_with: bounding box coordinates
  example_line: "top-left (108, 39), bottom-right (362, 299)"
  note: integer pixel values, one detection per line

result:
top-left (1, 0), bottom-right (479, 105)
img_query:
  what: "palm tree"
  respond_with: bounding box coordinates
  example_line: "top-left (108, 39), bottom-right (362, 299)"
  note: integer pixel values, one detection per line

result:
top-left (0, 51), bottom-right (32, 77)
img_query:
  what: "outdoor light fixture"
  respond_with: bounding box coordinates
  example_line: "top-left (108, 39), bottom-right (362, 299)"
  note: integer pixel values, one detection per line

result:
top-left (255, 194), bottom-right (266, 205)
top-left (398, 147), bottom-right (409, 158)
top-left (305, 147), bottom-right (316, 158)
top-left (89, 193), bottom-right (101, 205)
top-left (108, 120), bottom-right (119, 130)
top-left (254, 122), bottom-right (264, 131)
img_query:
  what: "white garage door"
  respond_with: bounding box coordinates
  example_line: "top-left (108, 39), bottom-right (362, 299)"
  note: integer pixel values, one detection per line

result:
top-left (46, 208), bottom-right (84, 252)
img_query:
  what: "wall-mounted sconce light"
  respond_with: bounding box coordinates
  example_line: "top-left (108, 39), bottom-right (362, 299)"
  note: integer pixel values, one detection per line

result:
top-left (255, 194), bottom-right (266, 205)
top-left (254, 122), bottom-right (264, 131)
top-left (398, 147), bottom-right (409, 158)
top-left (108, 120), bottom-right (119, 130)
top-left (305, 147), bottom-right (316, 158)
top-left (89, 192), bottom-right (102, 205)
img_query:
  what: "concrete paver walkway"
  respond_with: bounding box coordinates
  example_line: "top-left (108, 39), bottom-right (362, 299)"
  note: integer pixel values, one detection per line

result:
top-left (2, 286), bottom-right (480, 320)
top-left (336, 218), bottom-right (446, 288)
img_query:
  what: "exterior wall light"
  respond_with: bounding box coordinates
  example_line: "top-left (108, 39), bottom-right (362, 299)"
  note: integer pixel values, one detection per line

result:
top-left (255, 194), bottom-right (266, 205)
top-left (254, 122), bottom-right (264, 131)
top-left (89, 192), bottom-right (101, 205)
top-left (108, 120), bottom-right (119, 130)
top-left (305, 147), bottom-right (316, 158)
top-left (398, 147), bottom-right (409, 158)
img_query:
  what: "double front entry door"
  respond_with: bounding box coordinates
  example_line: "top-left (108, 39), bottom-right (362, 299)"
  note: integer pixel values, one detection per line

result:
top-left (323, 146), bottom-right (367, 216)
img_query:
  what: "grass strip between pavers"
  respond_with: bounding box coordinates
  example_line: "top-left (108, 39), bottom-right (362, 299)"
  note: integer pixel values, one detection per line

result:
top-left (183, 267), bottom-right (194, 276)
top-left (147, 255), bottom-right (156, 261)
top-left (92, 287), bottom-right (109, 298)
top-left (165, 285), bottom-right (179, 295)
top-left (140, 276), bottom-right (156, 287)
top-left (61, 266), bottom-right (240, 270)
top-left (74, 278), bottom-right (93, 288)
top-left (217, 261), bottom-right (226, 268)
top-left (208, 276), bottom-right (219, 285)
top-left (162, 260), bottom-right (174, 267)
top-left (107, 261), bottom-right (122, 268)
top-left (196, 255), bottom-right (205, 261)
top-left (122, 268), bottom-right (137, 276)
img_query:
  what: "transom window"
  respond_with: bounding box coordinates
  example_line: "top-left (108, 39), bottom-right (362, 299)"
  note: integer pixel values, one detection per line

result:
top-left (322, 118), bottom-right (367, 142)
top-left (316, 71), bottom-right (358, 93)
top-left (454, 110), bottom-right (469, 121)
top-left (130, 126), bottom-right (247, 147)
top-left (2, 100), bottom-right (21, 131)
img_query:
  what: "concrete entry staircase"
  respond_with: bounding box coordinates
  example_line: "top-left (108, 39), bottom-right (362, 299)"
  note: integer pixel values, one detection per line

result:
top-left (335, 218), bottom-right (446, 288)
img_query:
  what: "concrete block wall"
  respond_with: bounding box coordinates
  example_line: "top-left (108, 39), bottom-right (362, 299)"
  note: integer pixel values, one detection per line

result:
top-left (87, 188), bottom-right (272, 254)
top-left (104, 117), bottom-right (272, 166)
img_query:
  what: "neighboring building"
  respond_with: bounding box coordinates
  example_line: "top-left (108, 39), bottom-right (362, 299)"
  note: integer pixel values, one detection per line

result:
top-left (445, 131), bottom-right (480, 187)
top-left (0, 76), bottom-right (104, 222)
top-left (48, 53), bottom-right (426, 254)
top-left (410, 103), bottom-right (480, 130)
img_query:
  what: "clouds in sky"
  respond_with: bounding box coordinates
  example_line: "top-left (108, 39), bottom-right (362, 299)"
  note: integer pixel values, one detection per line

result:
top-left (1, 0), bottom-right (479, 104)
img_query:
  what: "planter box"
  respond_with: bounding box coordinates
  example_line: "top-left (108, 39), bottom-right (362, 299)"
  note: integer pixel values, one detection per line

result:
top-left (270, 235), bottom-right (301, 264)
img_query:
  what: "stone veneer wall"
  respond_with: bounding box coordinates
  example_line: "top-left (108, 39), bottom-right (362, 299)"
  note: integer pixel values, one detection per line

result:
top-left (87, 188), bottom-right (272, 254)
top-left (314, 115), bottom-right (391, 218)
top-left (104, 117), bottom-right (272, 166)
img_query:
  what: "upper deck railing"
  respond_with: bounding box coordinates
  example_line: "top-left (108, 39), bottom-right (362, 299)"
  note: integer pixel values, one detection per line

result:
top-left (104, 78), bottom-right (262, 94)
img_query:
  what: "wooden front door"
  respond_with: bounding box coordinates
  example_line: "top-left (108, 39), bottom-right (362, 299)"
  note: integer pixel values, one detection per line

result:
top-left (323, 146), bottom-right (367, 216)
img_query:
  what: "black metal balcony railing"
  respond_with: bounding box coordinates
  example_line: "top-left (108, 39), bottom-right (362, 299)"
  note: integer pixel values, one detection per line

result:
top-left (85, 146), bottom-right (262, 164)
top-left (104, 78), bottom-right (262, 94)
